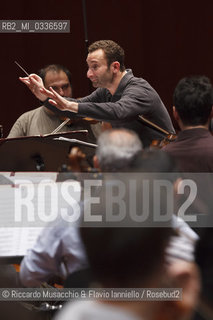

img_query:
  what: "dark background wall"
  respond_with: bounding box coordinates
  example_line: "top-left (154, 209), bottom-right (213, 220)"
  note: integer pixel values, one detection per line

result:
top-left (1, 0), bottom-right (213, 136)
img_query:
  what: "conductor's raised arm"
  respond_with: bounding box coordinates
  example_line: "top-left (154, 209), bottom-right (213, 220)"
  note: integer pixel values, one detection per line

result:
top-left (40, 87), bottom-right (78, 113)
top-left (19, 73), bottom-right (47, 101)
top-left (19, 73), bottom-right (78, 113)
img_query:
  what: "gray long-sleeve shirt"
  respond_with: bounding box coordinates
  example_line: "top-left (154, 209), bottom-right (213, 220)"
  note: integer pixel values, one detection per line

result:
top-left (45, 69), bottom-right (175, 147)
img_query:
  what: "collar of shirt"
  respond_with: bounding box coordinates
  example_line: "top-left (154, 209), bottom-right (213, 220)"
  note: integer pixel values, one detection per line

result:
top-left (106, 69), bottom-right (134, 102)
top-left (177, 127), bottom-right (211, 141)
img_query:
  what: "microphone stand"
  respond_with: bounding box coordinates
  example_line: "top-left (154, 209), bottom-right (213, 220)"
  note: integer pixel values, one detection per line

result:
top-left (81, 0), bottom-right (93, 94)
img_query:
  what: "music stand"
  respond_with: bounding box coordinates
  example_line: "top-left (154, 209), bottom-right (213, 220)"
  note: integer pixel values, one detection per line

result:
top-left (0, 130), bottom-right (95, 171)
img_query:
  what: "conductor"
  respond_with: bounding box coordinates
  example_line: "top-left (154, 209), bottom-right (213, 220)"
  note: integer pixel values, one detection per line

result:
top-left (20, 40), bottom-right (174, 147)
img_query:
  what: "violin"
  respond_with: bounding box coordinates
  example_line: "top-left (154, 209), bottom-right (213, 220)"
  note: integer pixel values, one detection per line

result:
top-left (150, 133), bottom-right (177, 149)
top-left (138, 115), bottom-right (177, 149)
top-left (67, 146), bottom-right (89, 172)
top-left (60, 116), bottom-right (99, 125)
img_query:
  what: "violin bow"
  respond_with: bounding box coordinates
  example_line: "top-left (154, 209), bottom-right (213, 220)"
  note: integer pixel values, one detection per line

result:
top-left (51, 118), bottom-right (71, 134)
top-left (138, 115), bottom-right (170, 136)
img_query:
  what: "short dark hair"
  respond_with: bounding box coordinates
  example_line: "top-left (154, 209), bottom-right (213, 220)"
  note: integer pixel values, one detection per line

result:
top-left (173, 76), bottom-right (213, 126)
top-left (80, 227), bottom-right (171, 287)
top-left (38, 64), bottom-right (72, 87)
top-left (88, 40), bottom-right (125, 72)
top-left (131, 149), bottom-right (177, 173)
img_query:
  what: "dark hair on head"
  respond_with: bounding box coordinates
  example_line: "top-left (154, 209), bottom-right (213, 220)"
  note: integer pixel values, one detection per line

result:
top-left (131, 149), bottom-right (177, 173)
top-left (80, 227), bottom-right (171, 287)
top-left (88, 40), bottom-right (125, 72)
top-left (173, 76), bottom-right (213, 126)
top-left (38, 64), bottom-right (72, 86)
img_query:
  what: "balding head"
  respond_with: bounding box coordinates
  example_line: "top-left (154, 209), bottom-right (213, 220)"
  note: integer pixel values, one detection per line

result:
top-left (94, 128), bottom-right (143, 171)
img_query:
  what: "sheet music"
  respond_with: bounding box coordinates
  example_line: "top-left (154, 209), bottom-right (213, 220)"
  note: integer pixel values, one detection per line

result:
top-left (0, 227), bottom-right (44, 257)
top-left (54, 137), bottom-right (97, 148)
top-left (1, 172), bottom-right (58, 184)
top-left (0, 176), bottom-right (81, 257)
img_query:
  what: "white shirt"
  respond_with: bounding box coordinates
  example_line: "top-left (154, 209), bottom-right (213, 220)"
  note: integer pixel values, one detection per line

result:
top-left (54, 300), bottom-right (140, 320)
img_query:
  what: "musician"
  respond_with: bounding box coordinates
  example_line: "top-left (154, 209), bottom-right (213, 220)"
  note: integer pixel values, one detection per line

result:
top-left (8, 64), bottom-right (100, 142)
top-left (19, 130), bottom-right (198, 287)
top-left (164, 76), bottom-right (213, 172)
top-left (55, 150), bottom-right (199, 320)
top-left (18, 128), bottom-right (143, 287)
top-left (20, 40), bottom-right (175, 147)
top-left (93, 128), bottom-right (143, 171)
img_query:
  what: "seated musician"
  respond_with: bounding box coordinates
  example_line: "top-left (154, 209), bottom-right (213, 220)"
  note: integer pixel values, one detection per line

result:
top-left (19, 129), bottom-right (143, 287)
top-left (19, 129), bottom-right (198, 288)
top-left (163, 76), bottom-right (213, 172)
top-left (55, 149), bottom-right (199, 320)
top-left (8, 64), bottom-right (101, 143)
